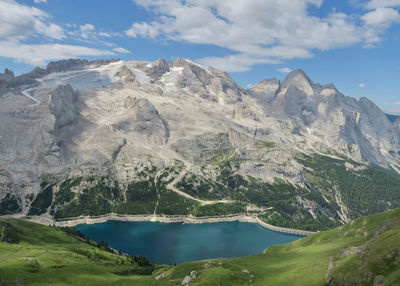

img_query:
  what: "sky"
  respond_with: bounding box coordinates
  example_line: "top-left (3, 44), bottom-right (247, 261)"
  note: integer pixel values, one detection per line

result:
top-left (1, 0), bottom-right (400, 114)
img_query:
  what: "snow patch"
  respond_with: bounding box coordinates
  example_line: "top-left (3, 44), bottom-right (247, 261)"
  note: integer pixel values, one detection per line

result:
top-left (124, 62), bottom-right (149, 84)
top-left (36, 61), bottom-right (150, 89)
top-left (160, 67), bottom-right (184, 93)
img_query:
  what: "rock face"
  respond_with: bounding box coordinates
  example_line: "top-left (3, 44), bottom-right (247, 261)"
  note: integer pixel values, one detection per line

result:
top-left (0, 58), bottom-right (399, 226)
top-left (253, 69), bottom-right (400, 165)
top-left (0, 68), bottom-right (47, 96)
top-left (174, 60), bottom-right (243, 104)
top-left (48, 84), bottom-right (80, 131)
top-left (0, 69), bottom-right (15, 81)
top-left (114, 65), bottom-right (137, 85)
top-left (278, 69), bottom-right (314, 97)
top-left (248, 78), bottom-right (280, 99)
top-left (172, 132), bottom-right (232, 162)
top-left (114, 96), bottom-right (169, 145)
top-left (146, 58), bottom-right (170, 79)
top-left (46, 59), bottom-right (119, 73)
top-left (387, 114), bottom-right (400, 135)
top-left (176, 63), bottom-right (211, 98)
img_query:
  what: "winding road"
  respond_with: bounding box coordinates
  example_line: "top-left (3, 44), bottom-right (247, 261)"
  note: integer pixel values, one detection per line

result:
top-left (22, 88), bottom-right (41, 107)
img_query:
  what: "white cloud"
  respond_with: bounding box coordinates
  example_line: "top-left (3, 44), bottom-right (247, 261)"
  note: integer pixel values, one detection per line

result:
top-left (80, 23), bottom-right (95, 39)
top-left (113, 47), bottom-right (130, 53)
top-left (362, 8), bottom-right (400, 45)
top-left (0, 1), bottom-right (117, 67)
top-left (0, 0), bottom-right (64, 40)
top-left (126, 22), bottom-right (160, 38)
top-left (127, 0), bottom-right (400, 72)
top-left (34, 0), bottom-right (47, 3)
top-left (366, 0), bottom-right (400, 9)
top-left (277, 67), bottom-right (292, 73)
top-left (99, 32), bottom-right (112, 38)
top-left (362, 8), bottom-right (400, 27)
top-left (197, 54), bottom-right (280, 72)
top-left (125, 0), bottom-right (357, 71)
top-left (359, 83), bottom-right (366, 88)
top-left (394, 101), bottom-right (400, 105)
top-left (0, 40), bottom-right (115, 66)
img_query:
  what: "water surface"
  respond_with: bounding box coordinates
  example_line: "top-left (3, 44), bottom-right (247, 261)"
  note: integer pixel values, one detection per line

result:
top-left (75, 220), bottom-right (303, 264)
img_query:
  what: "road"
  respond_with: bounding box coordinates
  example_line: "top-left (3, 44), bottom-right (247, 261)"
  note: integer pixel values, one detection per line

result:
top-left (166, 161), bottom-right (235, 206)
top-left (22, 88), bottom-right (41, 107)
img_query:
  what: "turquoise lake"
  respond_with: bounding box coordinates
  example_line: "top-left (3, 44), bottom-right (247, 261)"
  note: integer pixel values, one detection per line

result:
top-left (75, 220), bottom-right (303, 264)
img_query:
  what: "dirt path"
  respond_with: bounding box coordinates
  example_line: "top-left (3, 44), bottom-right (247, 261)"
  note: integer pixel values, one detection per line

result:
top-left (166, 161), bottom-right (235, 206)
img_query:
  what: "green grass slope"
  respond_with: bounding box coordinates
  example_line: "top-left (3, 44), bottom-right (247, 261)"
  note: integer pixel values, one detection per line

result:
top-left (0, 219), bottom-right (168, 286)
top-left (164, 208), bottom-right (400, 286)
top-left (1, 208), bottom-right (400, 285)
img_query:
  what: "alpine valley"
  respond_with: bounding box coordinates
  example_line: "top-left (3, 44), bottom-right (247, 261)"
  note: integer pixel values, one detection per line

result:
top-left (1, 58), bottom-right (400, 232)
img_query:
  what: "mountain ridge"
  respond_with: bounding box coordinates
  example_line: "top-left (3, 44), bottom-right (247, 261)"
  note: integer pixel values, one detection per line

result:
top-left (0, 58), bottom-right (399, 231)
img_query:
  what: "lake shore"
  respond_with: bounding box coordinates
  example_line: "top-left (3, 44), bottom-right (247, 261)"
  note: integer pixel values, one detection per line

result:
top-left (2, 213), bottom-right (315, 236)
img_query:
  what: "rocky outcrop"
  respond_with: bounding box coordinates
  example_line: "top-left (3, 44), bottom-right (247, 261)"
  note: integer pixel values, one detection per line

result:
top-left (387, 114), bottom-right (400, 135)
top-left (0, 69), bottom-right (15, 82)
top-left (174, 60), bottom-right (243, 103)
top-left (46, 59), bottom-right (119, 73)
top-left (48, 84), bottom-right (80, 131)
top-left (0, 68), bottom-right (47, 95)
top-left (181, 271), bottom-right (197, 285)
top-left (114, 96), bottom-right (169, 145)
top-left (234, 102), bottom-right (259, 121)
top-left (146, 58), bottom-right (170, 79)
top-left (114, 65), bottom-right (136, 84)
top-left (248, 78), bottom-right (280, 100)
top-left (172, 132), bottom-right (232, 162)
top-left (176, 63), bottom-right (211, 99)
top-left (208, 66), bottom-right (244, 104)
top-left (0, 74), bottom-right (9, 95)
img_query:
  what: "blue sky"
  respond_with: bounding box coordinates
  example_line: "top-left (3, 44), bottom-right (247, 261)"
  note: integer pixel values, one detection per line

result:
top-left (1, 0), bottom-right (400, 114)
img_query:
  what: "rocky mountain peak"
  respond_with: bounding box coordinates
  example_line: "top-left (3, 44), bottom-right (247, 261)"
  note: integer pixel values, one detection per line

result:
top-left (387, 114), bottom-right (400, 134)
top-left (314, 83), bottom-right (339, 97)
top-left (248, 78), bottom-right (280, 97)
top-left (171, 57), bottom-right (191, 67)
top-left (114, 65), bottom-right (136, 84)
top-left (359, 97), bottom-right (381, 114)
top-left (146, 58), bottom-right (170, 79)
top-left (1, 69), bottom-right (15, 81)
top-left (279, 69), bottom-right (314, 97)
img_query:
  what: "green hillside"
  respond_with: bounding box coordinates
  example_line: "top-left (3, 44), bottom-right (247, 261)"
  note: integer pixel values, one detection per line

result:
top-left (0, 219), bottom-right (166, 286)
top-left (1, 208), bottom-right (400, 285)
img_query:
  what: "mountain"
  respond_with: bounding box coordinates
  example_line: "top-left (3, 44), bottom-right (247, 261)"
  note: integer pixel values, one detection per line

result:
top-left (387, 113), bottom-right (400, 134)
top-left (0, 58), bottom-right (400, 230)
top-left (2, 207), bottom-right (400, 285)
